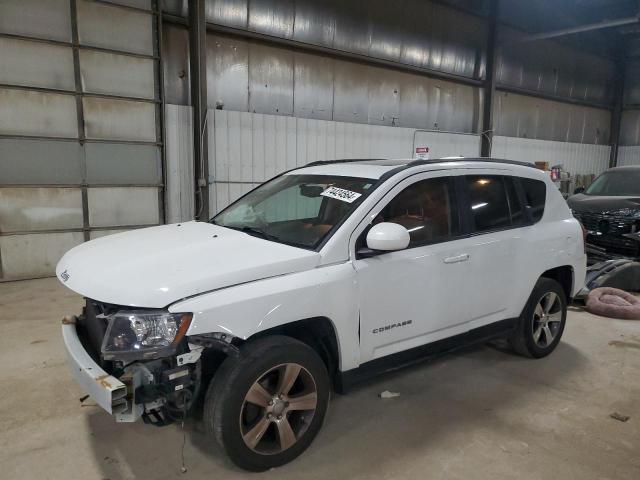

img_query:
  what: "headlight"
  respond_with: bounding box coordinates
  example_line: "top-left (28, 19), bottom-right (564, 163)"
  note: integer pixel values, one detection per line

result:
top-left (101, 310), bottom-right (192, 360)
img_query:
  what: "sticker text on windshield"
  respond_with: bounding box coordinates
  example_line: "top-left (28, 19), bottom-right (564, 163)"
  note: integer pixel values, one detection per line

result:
top-left (320, 186), bottom-right (362, 203)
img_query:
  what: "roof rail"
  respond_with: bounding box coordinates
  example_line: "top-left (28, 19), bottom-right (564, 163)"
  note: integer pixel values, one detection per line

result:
top-left (304, 158), bottom-right (387, 167)
top-left (305, 157), bottom-right (536, 169)
top-left (405, 157), bottom-right (537, 169)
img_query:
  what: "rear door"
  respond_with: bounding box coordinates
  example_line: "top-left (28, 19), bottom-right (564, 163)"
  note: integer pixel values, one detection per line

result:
top-left (456, 171), bottom-right (525, 325)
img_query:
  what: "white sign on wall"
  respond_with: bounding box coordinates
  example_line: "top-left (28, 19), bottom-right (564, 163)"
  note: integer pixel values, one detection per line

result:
top-left (415, 146), bottom-right (430, 160)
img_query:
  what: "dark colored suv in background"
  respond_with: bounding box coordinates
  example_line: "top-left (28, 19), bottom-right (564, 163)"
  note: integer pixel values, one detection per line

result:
top-left (568, 166), bottom-right (640, 264)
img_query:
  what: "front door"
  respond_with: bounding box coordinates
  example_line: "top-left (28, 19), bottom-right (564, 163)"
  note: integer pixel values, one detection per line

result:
top-left (352, 172), bottom-right (475, 363)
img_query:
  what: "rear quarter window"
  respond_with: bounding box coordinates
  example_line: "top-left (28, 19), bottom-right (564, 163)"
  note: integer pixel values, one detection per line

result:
top-left (520, 178), bottom-right (547, 222)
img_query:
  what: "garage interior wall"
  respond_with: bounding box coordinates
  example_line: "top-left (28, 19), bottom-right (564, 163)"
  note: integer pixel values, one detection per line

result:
top-left (0, 0), bottom-right (163, 281)
top-left (618, 58), bottom-right (640, 167)
top-left (162, 0), bottom-right (616, 218)
top-left (0, 0), bottom-right (621, 280)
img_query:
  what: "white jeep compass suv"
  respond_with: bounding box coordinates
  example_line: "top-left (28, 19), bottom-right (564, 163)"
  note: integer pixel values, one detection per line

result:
top-left (58, 158), bottom-right (586, 471)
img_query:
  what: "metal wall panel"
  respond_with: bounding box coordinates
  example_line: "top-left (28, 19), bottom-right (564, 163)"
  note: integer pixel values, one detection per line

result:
top-left (163, 0), bottom-right (188, 17)
top-left (206, 34), bottom-right (249, 111)
top-left (497, 26), bottom-right (615, 106)
top-left (109, 0), bottom-right (152, 9)
top-left (0, 0), bottom-right (72, 42)
top-left (83, 97), bottom-right (157, 141)
top-left (248, 0), bottom-right (294, 39)
top-left (492, 136), bottom-right (610, 176)
top-left (0, 88), bottom-right (78, 138)
top-left (201, 32), bottom-right (480, 132)
top-left (165, 104), bottom-right (195, 223)
top-left (208, 109), bottom-right (482, 212)
top-left (0, 187), bottom-right (83, 233)
top-left (248, 42), bottom-right (294, 115)
top-left (0, 232), bottom-right (84, 280)
top-left (85, 143), bottom-right (162, 184)
top-left (0, 38), bottom-right (75, 91)
top-left (162, 23), bottom-right (190, 105)
top-left (203, 0), bottom-right (486, 81)
top-left (494, 92), bottom-right (611, 145)
top-left (87, 187), bottom-right (160, 227)
top-left (77, 0), bottom-right (154, 55)
top-left (293, 51), bottom-right (334, 121)
top-left (206, 0), bottom-right (247, 28)
top-left (0, 139), bottom-right (83, 185)
top-left (89, 229), bottom-right (131, 240)
top-left (291, 0), bottom-right (335, 47)
top-left (617, 146), bottom-right (640, 167)
top-left (367, 65), bottom-right (400, 127)
top-left (79, 50), bottom-right (156, 99)
top-left (624, 59), bottom-right (640, 107)
top-left (332, 59), bottom-right (369, 124)
top-left (620, 110), bottom-right (640, 146)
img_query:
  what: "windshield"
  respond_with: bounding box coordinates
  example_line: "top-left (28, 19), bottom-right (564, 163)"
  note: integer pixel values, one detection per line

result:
top-left (212, 174), bottom-right (376, 249)
top-left (585, 170), bottom-right (640, 196)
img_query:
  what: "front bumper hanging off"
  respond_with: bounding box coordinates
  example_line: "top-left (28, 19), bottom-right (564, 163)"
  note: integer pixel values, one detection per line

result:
top-left (61, 316), bottom-right (129, 415)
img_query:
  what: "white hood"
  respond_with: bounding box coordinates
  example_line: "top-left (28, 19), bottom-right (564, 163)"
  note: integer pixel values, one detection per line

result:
top-left (56, 222), bottom-right (321, 308)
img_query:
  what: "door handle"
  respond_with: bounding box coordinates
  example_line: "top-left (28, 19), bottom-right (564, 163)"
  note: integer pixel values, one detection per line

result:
top-left (443, 253), bottom-right (470, 264)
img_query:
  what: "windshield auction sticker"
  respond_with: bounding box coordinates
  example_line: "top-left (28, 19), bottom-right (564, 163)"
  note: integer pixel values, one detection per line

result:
top-left (321, 186), bottom-right (362, 203)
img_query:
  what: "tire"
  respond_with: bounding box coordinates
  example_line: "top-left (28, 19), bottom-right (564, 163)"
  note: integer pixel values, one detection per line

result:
top-left (510, 277), bottom-right (567, 358)
top-left (203, 335), bottom-right (330, 471)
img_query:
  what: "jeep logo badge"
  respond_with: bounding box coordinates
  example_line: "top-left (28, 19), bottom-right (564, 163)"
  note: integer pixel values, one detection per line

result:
top-left (60, 270), bottom-right (70, 282)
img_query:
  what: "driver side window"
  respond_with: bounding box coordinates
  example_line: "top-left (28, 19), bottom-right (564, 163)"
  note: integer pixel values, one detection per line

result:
top-left (378, 176), bottom-right (460, 247)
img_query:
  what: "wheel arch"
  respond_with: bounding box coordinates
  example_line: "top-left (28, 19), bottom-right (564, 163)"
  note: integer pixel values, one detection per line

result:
top-left (246, 316), bottom-right (342, 391)
top-left (540, 265), bottom-right (574, 300)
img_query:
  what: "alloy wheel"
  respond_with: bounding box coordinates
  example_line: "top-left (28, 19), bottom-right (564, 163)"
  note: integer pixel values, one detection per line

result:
top-left (532, 291), bottom-right (563, 348)
top-left (240, 363), bottom-right (318, 454)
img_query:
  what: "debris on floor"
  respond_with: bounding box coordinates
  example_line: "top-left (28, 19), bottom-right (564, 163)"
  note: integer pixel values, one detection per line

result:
top-left (609, 412), bottom-right (630, 422)
top-left (379, 390), bottom-right (400, 399)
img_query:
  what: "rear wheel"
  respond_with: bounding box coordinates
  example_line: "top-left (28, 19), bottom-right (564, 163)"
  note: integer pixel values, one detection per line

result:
top-left (203, 336), bottom-right (330, 471)
top-left (510, 277), bottom-right (567, 358)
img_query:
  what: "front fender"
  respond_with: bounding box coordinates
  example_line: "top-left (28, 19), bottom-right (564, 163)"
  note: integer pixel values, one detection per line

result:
top-left (169, 262), bottom-right (360, 371)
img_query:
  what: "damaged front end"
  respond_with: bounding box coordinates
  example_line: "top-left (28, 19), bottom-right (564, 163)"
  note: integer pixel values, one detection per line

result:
top-left (61, 299), bottom-right (238, 426)
top-left (572, 210), bottom-right (640, 264)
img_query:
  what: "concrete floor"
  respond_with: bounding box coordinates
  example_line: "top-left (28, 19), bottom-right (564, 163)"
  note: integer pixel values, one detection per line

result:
top-left (0, 278), bottom-right (638, 480)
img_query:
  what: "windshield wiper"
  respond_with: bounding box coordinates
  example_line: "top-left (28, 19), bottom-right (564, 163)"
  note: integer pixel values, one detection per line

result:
top-left (223, 225), bottom-right (280, 242)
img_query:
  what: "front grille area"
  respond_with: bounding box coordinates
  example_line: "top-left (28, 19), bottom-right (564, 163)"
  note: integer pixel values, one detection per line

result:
top-left (574, 212), bottom-right (640, 258)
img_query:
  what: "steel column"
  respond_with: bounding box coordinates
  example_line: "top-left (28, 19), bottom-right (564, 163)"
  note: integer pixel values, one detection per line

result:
top-left (189, 0), bottom-right (209, 220)
top-left (481, 0), bottom-right (499, 157)
top-left (609, 59), bottom-right (626, 168)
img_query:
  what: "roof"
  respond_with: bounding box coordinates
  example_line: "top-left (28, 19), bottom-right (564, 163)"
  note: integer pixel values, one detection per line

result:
top-left (287, 158), bottom-right (538, 180)
top-left (610, 165), bottom-right (640, 171)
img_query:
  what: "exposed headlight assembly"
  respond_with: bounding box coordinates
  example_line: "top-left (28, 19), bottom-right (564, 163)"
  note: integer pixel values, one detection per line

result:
top-left (101, 310), bottom-right (192, 361)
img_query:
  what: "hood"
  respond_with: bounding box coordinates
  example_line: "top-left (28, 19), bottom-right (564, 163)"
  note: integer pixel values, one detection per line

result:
top-left (566, 194), bottom-right (640, 215)
top-left (56, 222), bottom-right (321, 308)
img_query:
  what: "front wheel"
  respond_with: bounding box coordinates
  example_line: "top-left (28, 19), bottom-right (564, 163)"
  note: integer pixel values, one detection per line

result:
top-left (203, 336), bottom-right (330, 471)
top-left (510, 277), bottom-right (567, 358)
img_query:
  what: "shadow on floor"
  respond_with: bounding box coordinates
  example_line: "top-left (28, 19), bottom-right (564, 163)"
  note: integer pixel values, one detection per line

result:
top-left (85, 341), bottom-right (589, 479)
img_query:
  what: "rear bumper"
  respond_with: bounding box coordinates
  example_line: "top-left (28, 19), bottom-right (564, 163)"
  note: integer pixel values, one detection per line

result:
top-left (61, 316), bottom-right (128, 415)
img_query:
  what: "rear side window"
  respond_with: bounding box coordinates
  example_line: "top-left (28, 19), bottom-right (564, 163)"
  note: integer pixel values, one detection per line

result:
top-left (505, 177), bottom-right (525, 225)
top-left (465, 175), bottom-right (512, 232)
top-left (520, 178), bottom-right (546, 222)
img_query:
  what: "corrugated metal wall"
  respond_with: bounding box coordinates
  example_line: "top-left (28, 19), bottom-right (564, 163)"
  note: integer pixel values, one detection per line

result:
top-left (208, 110), bottom-right (481, 212)
top-left (492, 137), bottom-right (611, 174)
top-left (619, 59), bottom-right (640, 166)
top-left (617, 147), bottom-right (640, 167)
top-left (0, 0), bottom-right (163, 280)
top-left (205, 32), bottom-right (482, 133)
top-left (494, 92), bottom-right (610, 145)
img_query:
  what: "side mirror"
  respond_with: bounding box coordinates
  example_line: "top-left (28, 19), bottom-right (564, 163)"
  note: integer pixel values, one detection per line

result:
top-left (573, 186), bottom-right (585, 195)
top-left (366, 222), bottom-right (410, 251)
